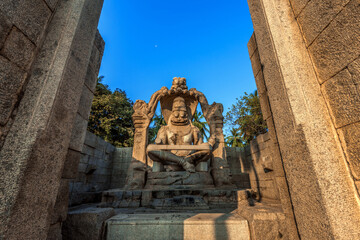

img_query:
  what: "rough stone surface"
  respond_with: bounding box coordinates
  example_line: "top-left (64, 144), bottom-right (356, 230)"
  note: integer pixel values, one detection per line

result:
top-left (47, 223), bottom-right (62, 240)
top-left (69, 113), bottom-right (88, 152)
top-left (237, 202), bottom-right (286, 240)
top-left (62, 149), bottom-right (82, 179)
top-left (289, 0), bottom-right (310, 17)
top-left (51, 179), bottom-right (70, 225)
top-left (106, 213), bottom-right (250, 240)
top-left (337, 122), bottom-right (360, 180)
top-left (0, 0), bottom-right (52, 44)
top-left (321, 68), bottom-right (360, 128)
top-left (78, 85), bottom-right (94, 119)
top-left (248, 0), bottom-right (360, 238)
top-left (63, 207), bottom-right (115, 240)
top-left (45, 0), bottom-right (59, 11)
top-left (1, 27), bottom-right (36, 70)
top-left (0, 55), bottom-right (26, 125)
top-left (308, 0), bottom-right (360, 82)
top-left (297, 0), bottom-right (350, 46)
top-left (0, 0), bottom-right (104, 239)
top-left (69, 131), bottom-right (115, 207)
top-left (0, 11), bottom-right (12, 49)
top-left (250, 49), bottom-right (262, 77)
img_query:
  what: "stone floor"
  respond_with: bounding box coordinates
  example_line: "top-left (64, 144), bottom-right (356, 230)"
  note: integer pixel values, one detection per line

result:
top-left (106, 212), bottom-right (250, 240)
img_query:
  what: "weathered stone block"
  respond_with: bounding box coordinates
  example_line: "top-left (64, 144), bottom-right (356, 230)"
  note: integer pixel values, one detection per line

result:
top-left (89, 43), bottom-right (101, 73)
top-left (82, 144), bottom-right (95, 157)
top-left (84, 131), bottom-right (97, 148)
top-left (321, 69), bottom-right (360, 128)
top-left (63, 207), bottom-right (115, 240)
top-left (1, 27), bottom-right (36, 70)
top-left (258, 92), bottom-right (271, 120)
top-left (0, 11), bottom-right (12, 49)
top-left (84, 64), bottom-right (98, 93)
top-left (0, 0), bottom-right (51, 44)
top-left (78, 85), bottom-right (94, 119)
top-left (47, 222), bottom-right (62, 240)
top-left (45, 0), bottom-right (59, 11)
top-left (247, 33), bottom-right (257, 58)
top-left (337, 122), bottom-right (360, 180)
top-left (255, 71), bottom-right (267, 95)
top-left (250, 48), bottom-right (262, 77)
top-left (309, 0), bottom-right (360, 81)
top-left (0, 55), bottom-right (26, 125)
top-left (69, 113), bottom-right (88, 152)
top-left (94, 30), bottom-right (105, 57)
top-left (289, 0), bottom-right (310, 17)
top-left (297, 0), bottom-right (349, 46)
top-left (50, 179), bottom-right (69, 224)
top-left (106, 213), bottom-right (250, 240)
top-left (62, 149), bottom-right (82, 179)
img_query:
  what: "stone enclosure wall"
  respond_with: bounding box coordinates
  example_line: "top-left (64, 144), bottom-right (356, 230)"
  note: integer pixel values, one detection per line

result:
top-left (70, 131), bottom-right (280, 205)
top-left (69, 131), bottom-right (115, 207)
top-left (248, 0), bottom-right (360, 239)
top-left (0, 0), bottom-right (56, 148)
top-left (292, 0), bottom-right (360, 196)
top-left (0, 1), bottom-right (104, 239)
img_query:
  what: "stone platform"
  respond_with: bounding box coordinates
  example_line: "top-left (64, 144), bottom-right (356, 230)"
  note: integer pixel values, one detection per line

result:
top-left (100, 188), bottom-right (248, 210)
top-left (105, 212), bottom-right (250, 240)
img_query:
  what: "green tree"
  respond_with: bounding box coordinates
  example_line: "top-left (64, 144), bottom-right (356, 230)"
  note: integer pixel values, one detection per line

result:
top-left (225, 90), bottom-right (267, 146)
top-left (225, 128), bottom-right (243, 147)
top-left (192, 111), bottom-right (209, 141)
top-left (88, 76), bottom-right (134, 147)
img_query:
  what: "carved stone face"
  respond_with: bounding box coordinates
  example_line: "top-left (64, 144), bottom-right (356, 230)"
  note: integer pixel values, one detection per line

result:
top-left (170, 97), bottom-right (190, 126)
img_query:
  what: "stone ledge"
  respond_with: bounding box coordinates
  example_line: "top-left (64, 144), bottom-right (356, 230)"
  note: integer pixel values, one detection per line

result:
top-left (106, 213), bottom-right (250, 240)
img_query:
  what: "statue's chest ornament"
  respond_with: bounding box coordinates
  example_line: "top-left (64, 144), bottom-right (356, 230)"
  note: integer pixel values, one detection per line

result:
top-left (167, 129), bottom-right (193, 145)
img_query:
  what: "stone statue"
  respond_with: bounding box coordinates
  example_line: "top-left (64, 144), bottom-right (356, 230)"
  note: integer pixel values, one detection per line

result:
top-left (147, 96), bottom-right (212, 173)
top-left (125, 77), bottom-right (233, 189)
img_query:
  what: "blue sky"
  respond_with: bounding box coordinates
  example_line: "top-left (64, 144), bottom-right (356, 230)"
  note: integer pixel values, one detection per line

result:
top-left (98, 0), bottom-right (255, 113)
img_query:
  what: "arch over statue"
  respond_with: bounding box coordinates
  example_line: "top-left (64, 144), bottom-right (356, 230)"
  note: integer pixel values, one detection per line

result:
top-left (126, 77), bottom-right (233, 190)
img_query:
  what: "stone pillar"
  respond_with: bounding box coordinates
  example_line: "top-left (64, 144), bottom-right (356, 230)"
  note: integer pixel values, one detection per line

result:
top-left (247, 0), bottom-right (360, 239)
top-left (0, 0), bottom-right (103, 239)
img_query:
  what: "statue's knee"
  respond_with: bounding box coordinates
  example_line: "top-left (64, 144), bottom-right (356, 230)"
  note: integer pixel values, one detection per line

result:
top-left (148, 150), bottom-right (161, 160)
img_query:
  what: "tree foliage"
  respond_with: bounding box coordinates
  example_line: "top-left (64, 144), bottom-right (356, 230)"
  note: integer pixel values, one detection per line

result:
top-left (225, 90), bottom-right (267, 147)
top-left (192, 111), bottom-right (209, 141)
top-left (87, 77), bottom-right (134, 147)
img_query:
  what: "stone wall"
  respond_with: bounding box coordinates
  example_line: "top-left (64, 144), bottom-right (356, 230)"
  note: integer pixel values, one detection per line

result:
top-left (72, 132), bottom-right (278, 200)
top-left (247, 0), bottom-right (360, 238)
top-left (0, 1), bottom-right (104, 239)
top-left (0, 0), bottom-right (56, 148)
top-left (69, 131), bottom-right (116, 207)
top-left (111, 147), bottom-right (133, 189)
top-left (290, 0), bottom-right (360, 196)
top-left (226, 133), bottom-right (281, 201)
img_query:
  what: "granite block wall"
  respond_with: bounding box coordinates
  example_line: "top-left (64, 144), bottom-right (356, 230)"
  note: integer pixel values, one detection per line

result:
top-left (111, 147), bottom-right (133, 189)
top-left (291, 0), bottom-right (360, 196)
top-left (0, 1), bottom-right (104, 239)
top-left (247, 0), bottom-right (360, 238)
top-left (69, 131), bottom-right (116, 207)
top-left (0, 0), bottom-right (56, 148)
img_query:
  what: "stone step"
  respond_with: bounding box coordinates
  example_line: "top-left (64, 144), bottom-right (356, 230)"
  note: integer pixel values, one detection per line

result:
top-left (105, 213), bottom-right (250, 240)
top-left (100, 188), bottom-right (249, 209)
